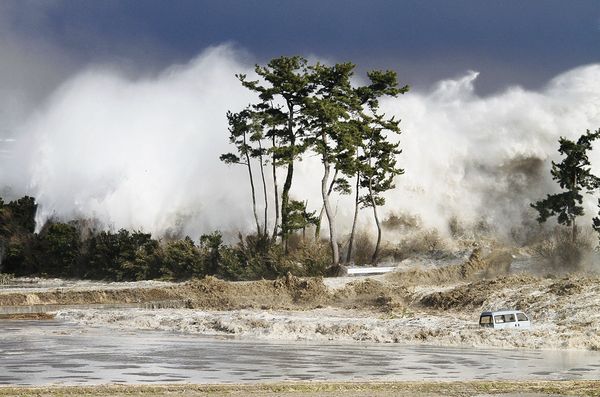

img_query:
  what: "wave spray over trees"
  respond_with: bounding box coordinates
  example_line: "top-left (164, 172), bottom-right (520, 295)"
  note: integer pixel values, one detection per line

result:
top-left (1, 47), bottom-right (600, 262)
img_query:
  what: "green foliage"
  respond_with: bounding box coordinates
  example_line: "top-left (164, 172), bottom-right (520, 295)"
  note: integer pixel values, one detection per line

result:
top-left (232, 233), bottom-right (282, 280)
top-left (81, 229), bottom-right (160, 280)
top-left (236, 56), bottom-right (315, 244)
top-left (0, 196), bottom-right (38, 275)
top-left (532, 129), bottom-right (600, 230)
top-left (355, 73), bottom-right (407, 262)
top-left (220, 109), bottom-right (265, 235)
top-left (4, 196), bottom-right (37, 233)
top-left (228, 56), bottom-right (408, 266)
top-left (161, 237), bottom-right (204, 280)
top-left (358, 115), bottom-right (404, 209)
top-left (286, 240), bottom-right (331, 277)
top-left (593, 198), bottom-right (600, 236)
top-left (36, 222), bottom-right (81, 277)
top-left (199, 231), bottom-right (226, 276)
top-left (1, 195), bottom-right (332, 281)
top-left (286, 200), bottom-right (318, 235)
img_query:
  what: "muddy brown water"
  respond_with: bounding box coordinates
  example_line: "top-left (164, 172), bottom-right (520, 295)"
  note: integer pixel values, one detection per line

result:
top-left (1, 320), bottom-right (600, 386)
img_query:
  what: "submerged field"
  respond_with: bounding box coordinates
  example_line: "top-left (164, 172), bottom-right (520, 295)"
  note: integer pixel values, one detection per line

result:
top-left (2, 248), bottom-right (600, 351)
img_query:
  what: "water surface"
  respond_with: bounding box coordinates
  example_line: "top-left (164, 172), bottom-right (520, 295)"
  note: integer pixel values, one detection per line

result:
top-left (1, 320), bottom-right (599, 385)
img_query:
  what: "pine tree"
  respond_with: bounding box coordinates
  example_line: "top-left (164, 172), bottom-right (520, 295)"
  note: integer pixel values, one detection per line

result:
top-left (220, 109), bottom-right (263, 236)
top-left (532, 129), bottom-right (600, 243)
top-left (305, 62), bottom-right (359, 265)
top-left (353, 71), bottom-right (408, 263)
top-left (237, 56), bottom-right (314, 250)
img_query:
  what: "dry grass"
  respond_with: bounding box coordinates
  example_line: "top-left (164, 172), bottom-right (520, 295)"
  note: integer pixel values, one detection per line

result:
top-left (532, 226), bottom-right (596, 273)
top-left (0, 381), bottom-right (598, 397)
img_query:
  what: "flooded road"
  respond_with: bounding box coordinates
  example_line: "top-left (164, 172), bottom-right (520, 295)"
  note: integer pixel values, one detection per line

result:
top-left (1, 320), bottom-right (600, 386)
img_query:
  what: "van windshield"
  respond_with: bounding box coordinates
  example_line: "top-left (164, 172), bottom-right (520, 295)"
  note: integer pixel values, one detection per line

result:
top-left (479, 315), bottom-right (493, 326)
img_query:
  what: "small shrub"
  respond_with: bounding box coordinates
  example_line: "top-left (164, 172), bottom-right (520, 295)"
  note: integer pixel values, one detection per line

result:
top-left (229, 233), bottom-right (287, 280)
top-left (351, 231), bottom-right (375, 265)
top-left (160, 237), bottom-right (204, 280)
top-left (532, 226), bottom-right (595, 273)
top-left (289, 240), bottom-right (331, 277)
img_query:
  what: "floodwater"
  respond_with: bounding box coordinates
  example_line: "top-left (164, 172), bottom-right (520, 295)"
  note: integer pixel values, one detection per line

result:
top-left (1, 320), bottom-right (600, 386)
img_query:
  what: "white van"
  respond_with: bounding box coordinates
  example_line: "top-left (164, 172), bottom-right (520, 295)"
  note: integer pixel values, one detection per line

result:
top-left (479, 310), bottom-right (531, 329)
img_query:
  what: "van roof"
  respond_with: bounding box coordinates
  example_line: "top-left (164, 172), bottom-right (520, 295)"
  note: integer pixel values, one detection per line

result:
top-left (480, 310), bottom-right (525, 316)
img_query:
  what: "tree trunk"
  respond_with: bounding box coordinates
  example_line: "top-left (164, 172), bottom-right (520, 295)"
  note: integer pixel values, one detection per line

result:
top-left (281, 160), bottom-right (294, 253)
top-left (281, 103), bottom-right (296, 253)
top-left (271, 136), bottom-right (280, 240)
top-left (258, 141), bottom-right (268, 237)
top-left (369, 177), bottom-right (381, 264)
top-left (314, 168), bottom-right (338, 240)
top-left (346, 171), bottom-right (360, 263)
top-left (243, 133), bottom-right (261, 236)
top-left (322, 157), bottom-right (339, 266)
top-left (572, 173), bottom-right (578, 244)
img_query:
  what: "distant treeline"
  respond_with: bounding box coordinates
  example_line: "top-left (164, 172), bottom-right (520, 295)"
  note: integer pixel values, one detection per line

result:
top-left (0, 196), bottom-right (333, 281)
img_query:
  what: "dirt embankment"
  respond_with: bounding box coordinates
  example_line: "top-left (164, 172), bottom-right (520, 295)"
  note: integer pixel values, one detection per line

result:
top-left (0, 287), bottom-right (181, 307)
top-left (0, 249), bottom-right (516, 312)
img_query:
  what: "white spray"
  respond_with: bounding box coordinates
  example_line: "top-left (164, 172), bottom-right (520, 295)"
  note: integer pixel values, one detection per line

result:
top-left (1, 45), bottom-right (599, 240)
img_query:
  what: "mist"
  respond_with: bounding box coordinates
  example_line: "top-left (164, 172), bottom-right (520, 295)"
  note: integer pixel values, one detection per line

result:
top-left (1, 44), bottom-right (600, 241)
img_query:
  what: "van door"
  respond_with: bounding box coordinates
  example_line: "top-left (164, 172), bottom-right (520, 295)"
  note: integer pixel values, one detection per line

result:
top-left (516, 312), bottom-right (531, 328)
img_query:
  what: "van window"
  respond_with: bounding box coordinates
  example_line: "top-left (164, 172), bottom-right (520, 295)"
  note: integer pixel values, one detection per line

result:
top-left (494, 314), bottom-right (516, 323)
top-left (517, 313), bottom-right (528, 322)
top-left (479, 315), bottom-right (493, 326)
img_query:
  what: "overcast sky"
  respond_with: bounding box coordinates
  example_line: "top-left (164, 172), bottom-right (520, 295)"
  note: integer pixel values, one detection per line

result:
top-left (1, 0), bottom-right (599, 96)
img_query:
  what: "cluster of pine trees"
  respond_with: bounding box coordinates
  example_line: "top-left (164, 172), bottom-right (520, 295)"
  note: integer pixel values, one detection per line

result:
top-left (221, 56), bottom-right (409, 270)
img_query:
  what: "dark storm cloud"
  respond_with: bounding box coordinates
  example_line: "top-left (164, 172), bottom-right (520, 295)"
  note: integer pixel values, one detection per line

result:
top-left (1, 0), bottom-right (600, 237)
top-left (1, 0), bottom-right (599, 93)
